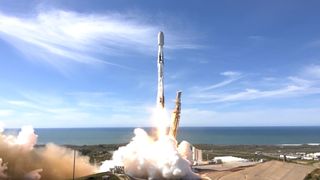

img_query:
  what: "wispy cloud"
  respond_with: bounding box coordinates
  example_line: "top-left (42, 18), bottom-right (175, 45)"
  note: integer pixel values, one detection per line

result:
top-left (181, 107), bottom-right (320, 126)
top-left (0, 11), bottom-right (151, 67)
top-left (306, 39), bottom-right (320, 48)
top-left (0, 109), bottom-right (13, 117)
top-left (302, 64), bottom-right (320, 79)
top-left (211, 85), bottom-right (306, 102)
top-left (187, 66), bottom-right (320, 104)
top-left (0, 10), bottom-right (199, 71)
top-left (197, 71), bottom-right (242, 91)
top-left (0, 91), bottom-right (151, 127)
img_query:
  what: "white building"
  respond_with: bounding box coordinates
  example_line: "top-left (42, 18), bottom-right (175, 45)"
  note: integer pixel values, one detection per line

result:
top-left (213, 156), bottom-right (249, 163)
top-left (192, 146), bottom-right (203, 165)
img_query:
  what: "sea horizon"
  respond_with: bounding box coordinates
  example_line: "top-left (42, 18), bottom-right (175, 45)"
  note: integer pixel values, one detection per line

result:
top-left (5, 125), bottom-right (320, 129)
top-left (4, 126), bottom-right (320, 146)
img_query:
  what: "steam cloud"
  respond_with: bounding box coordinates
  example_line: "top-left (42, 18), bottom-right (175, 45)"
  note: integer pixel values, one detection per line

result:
top-left (0, 126), bottom-right (97, 180)
top-left (100, 128), bottom-right (200, 179)
top-left (0, 125), bottom-right (200, 179)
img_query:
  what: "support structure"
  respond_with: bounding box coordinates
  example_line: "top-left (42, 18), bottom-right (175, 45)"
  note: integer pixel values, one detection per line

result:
top-left (169, 91), bottom-right (182, 138)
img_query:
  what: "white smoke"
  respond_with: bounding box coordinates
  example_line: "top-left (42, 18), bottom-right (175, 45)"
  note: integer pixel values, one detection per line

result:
top-left (0, 126), bottom-right (97, 180)
top-left (23, 169), bottom-right (43, 180)
top-left (16, 126), bottom-right (38, 151)
top-left (0, 123), bottom-right (4, 133)
top-left (0, 118), bottom-right (200, 179)
top-left (0, 126), bottom-right (42, 179)
top-left (1, 125), bottom-right (37, 150)
top-left (177, 141), bottom-right (193, 163)
top-left (100, 128), bottom-right (200, 179)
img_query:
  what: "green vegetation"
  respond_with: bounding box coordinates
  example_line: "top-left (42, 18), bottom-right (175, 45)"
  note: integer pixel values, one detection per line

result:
top-left (35, 144), bottom-right (320, 165)
top-left (194, 144), bottom-right (320, 162)
top-left (66, 144), bottom-right (126, 164)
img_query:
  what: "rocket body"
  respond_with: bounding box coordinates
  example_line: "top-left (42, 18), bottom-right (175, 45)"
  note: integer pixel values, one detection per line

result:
top-left (157, 32), bottom-right (165, 108)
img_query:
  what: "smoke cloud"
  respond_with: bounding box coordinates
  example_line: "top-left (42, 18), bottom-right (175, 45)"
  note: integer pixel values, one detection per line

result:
top-left (0, 124), bottom-right (200, 179)
top-left (0, 126), bottom-right (97, 180)
top-left (100, 128), bottom-right (200, 179)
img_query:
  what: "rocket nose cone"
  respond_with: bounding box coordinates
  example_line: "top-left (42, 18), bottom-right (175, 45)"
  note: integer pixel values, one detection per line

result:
top-left (158, 31), bottom-right (164, 46)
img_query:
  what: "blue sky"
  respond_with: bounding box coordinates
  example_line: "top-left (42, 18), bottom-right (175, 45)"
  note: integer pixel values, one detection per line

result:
top-left (0, 0), bottom-right (320, 127)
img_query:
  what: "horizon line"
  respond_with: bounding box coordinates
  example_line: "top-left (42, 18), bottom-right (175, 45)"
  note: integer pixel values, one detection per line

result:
top-left (4, 125), bottom-right (320, 129)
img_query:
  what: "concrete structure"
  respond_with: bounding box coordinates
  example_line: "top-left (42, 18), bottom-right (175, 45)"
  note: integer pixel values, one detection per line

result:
top-left (192, 146), bottom-right (203, 165)
top-left (280, 154), bottom-right (299, 160)
top-left (279, 152), bottom-right (320, 161)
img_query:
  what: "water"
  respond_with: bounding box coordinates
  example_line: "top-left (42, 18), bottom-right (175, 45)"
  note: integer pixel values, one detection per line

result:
top-left (4, 127), bottom-right (320, 145)
top-left (177, 127), bottom-right (320, 145)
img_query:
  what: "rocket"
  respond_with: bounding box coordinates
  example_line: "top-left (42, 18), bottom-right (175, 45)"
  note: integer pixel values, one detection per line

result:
top-left (157, 31), bottom-right (165, 109)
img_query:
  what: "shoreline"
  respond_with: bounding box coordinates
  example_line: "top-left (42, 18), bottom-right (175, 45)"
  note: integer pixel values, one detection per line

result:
top-left (36, 144), bottom-right (320, 165)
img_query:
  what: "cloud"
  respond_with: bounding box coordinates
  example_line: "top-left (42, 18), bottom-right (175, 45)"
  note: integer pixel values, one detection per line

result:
top-left (0, 109), bottom-right (13, 117)
top-left (188, 66), bottom-right (320, 104)
top-left (0, 11), bottom-right (152, 68)
top-left (181, 108), bottom-right (320, 126)
top-left (212, 85), bottom-right (306, 102)
top-left (0, 91), bottom-right (151, 128)
top-left (0, 10), bottom-right (200, 72)
top-left (302, 64), bottom-right (320, 79)
top-left (220, 71), bottom-right (241, 77)
top-left (306, 39), bottom-right (320, 48)
top-left (197, 71), bottom-right (242, 91)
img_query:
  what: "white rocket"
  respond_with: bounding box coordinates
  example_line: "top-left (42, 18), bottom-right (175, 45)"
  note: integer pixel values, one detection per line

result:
top-left (157, 31), bottom-right (165, 108)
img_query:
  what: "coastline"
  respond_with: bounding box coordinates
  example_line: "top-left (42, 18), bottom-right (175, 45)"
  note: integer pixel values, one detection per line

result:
top-left (18, 126), bottom-right (320, 145)
top-left (34, 143), bottom-right (320, 165)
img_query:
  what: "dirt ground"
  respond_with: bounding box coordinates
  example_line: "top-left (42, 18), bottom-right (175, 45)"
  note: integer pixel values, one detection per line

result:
top-left (200, 160), bottom-right (316, 180)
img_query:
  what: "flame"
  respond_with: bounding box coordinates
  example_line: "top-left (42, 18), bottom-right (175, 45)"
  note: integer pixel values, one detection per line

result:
top-left (151, 107), bottom-right (170, 138)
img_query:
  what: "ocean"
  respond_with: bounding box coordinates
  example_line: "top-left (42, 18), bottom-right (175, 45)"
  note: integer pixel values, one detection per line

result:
top-left (5, 127), bottom-right (320, 145)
